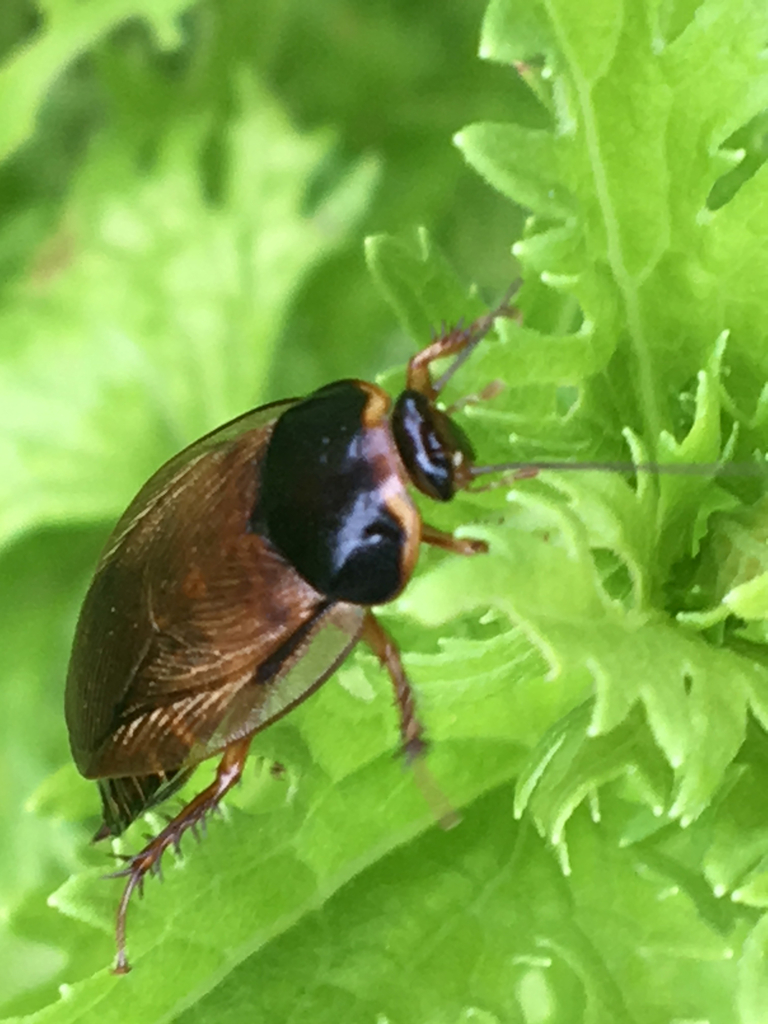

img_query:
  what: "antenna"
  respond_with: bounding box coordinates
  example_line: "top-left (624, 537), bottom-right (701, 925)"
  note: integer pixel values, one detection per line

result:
top-left (469, 459), bottom-right (768, 481)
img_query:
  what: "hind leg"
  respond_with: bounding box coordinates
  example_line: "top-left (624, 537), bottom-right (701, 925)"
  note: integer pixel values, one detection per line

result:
top-left (108, 734), bottom-right (252, 974)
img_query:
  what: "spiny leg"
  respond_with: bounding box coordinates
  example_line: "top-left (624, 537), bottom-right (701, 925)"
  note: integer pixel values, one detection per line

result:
top-left (360, 612), bottom-right (459, 829)
top-left (406, 283), bottom-right (520, 398)
top-left (108, 734), bottom-right (253, 975)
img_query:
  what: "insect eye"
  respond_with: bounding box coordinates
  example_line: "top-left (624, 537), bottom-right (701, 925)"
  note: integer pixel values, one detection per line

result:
top-left (392, 390), bottom-right (473, 501)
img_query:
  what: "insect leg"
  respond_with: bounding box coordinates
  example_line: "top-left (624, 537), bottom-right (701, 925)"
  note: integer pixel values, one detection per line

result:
top-left (420, 523), bottom-right (488, 557)
top-left (109, 734), bottom-right (253, 974)
top-left (361, 611), bottom-right (426, 759)
top-left (360, 612), bottom-right (460, 829)
top-left (406, 283), bottom-right (520, 397)
top-left (445, 378), bottom-right (506, 415)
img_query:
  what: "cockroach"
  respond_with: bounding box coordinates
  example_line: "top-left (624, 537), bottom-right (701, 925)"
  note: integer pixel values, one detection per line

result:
top-left (65, 286), bottom-right (749, 972)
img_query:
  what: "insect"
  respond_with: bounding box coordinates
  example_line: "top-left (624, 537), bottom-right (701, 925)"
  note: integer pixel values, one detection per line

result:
top-left (65, 288), bottom-right (522, 974)
top-left (66, 286), bottom-right (754, 973)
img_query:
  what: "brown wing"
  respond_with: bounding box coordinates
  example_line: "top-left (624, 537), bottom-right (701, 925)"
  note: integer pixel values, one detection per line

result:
top-left (92, 600), bottom-right (365, 836)
top-left (65, 398), bottom-right (362, 784)
top-left (98, 398), bottom-right (298, 563)
top-left (200, 600), bottom-right (366, 757)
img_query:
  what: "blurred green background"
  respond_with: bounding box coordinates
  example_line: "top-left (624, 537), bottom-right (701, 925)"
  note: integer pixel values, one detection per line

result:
top-left (0, 0), bottom-right (531, 1009)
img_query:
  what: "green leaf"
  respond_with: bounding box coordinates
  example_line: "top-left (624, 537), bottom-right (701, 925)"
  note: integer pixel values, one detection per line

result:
top-left (5, 0), bottom-right (768, 1019)
top-left (0, 0), bottom-right (194, 164)
top-left (17, 789), bottom-right (745, 1024)
top-left (176, 793), bottom-right (740, 1024)
top-left (0, 79), bottom-right (374, 554)
top-left (396, 516), bottom-right (766, 828)
top-left (514, 703), bottom-right (674, 848)
top-left (739, 914), bottom-right (768, 1024)
top-left (467, 0), bottom-right (768, 446)
top-left (365, 229), bottom-right (489, 348)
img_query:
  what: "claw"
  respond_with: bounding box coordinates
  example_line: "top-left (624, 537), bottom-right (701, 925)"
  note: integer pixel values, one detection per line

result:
top-left (102, 866), bottom-right (131, 882)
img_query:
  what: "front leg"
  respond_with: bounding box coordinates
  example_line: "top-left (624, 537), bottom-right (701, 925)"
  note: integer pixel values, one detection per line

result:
top-left (421, 522), bottom-right (488, 557)
top-left (406, 283), bottom-right (520, 397)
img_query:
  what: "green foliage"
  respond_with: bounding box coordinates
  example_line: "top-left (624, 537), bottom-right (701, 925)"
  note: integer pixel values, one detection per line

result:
top-left (2, 0), bottom-right (768, 1021)
top-left (0, 82), bottom-right (375, 550)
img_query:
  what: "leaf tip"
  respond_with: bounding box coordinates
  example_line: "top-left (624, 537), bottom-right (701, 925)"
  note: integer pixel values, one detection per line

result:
top-left (540, 271), bottom-right (579, 289)
top-left (555, 840), bottom-right (571, 876)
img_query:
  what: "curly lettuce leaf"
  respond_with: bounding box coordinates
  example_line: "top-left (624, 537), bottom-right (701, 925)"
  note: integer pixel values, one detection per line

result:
top-left (4, 0), bottom-right (768, 1022)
